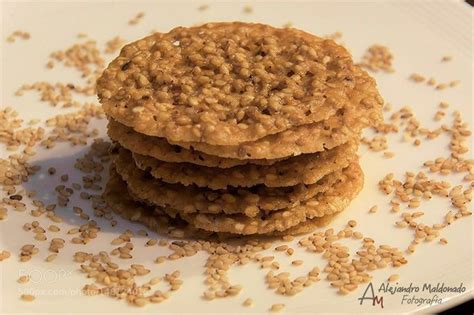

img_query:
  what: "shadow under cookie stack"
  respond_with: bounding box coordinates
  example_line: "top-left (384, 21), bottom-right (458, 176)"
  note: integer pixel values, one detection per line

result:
top-left (98, 22), bottom-right (383, 238)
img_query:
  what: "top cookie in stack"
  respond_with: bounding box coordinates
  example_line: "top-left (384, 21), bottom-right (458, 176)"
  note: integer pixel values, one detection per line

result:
top-left (98, 22), bottom-right (383, 238)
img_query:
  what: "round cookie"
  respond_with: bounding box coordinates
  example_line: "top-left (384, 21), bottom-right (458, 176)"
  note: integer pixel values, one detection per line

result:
top-left (115, 148), bottom-right (343, 217)
top-left (107, 119), bottom-right (282, 168)
top-left (104, 168), bottom-right (337, 238)
top-left (97, 22), bottom-right (376, 146)
top-left (103, 166), bottom-right (209, 239)
top-left (169, 109), bottom-right (357, 160)
top-left (159, 163), bottom-right (363, 235)
top-left (131, 141), bottom-right (358, 189)
top-left (170, 66), bottom-right (382, 160)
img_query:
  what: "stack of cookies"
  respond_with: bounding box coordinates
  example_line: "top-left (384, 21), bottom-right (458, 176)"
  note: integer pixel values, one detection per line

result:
top-left (97, 23), bottom-right (383, 238)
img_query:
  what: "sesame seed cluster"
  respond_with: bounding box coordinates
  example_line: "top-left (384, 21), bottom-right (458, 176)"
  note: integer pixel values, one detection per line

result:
top-left (100, 22), bottom-right (383, 236)
top-left (97, 22), bottom-right (382, 145)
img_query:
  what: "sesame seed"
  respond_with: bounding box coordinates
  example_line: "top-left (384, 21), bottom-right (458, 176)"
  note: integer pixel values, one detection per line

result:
top-left (360, 44), bottom-right (394, 73)
top-left (17, 275), bottom-right (30, 284)
top-left (243, 5), bottom-right (253, 13)
top-left (21, 294), bottom-right (35, 302)
top-left (155, 256), bottom-right (166, 264)
top-left (45, 254), bottom-right (57, 262)
top-left (347, 220), bottom-right (357, 228)
top-left (441, 55), bottom-right (452, 62)
top-left (291, 260), bottom-right (303, 266)
top-left (243, 297), bottom-right (253, 307)
top-left (133, 297), bottom-right (148, 307)
top-left (198, 4), bottom-right (209, 11)
top-left (275, 245), bottom-right (288, 252)
top-left (146, 239), bottom-right (157, 246)
top-left (270, 303), bottom-right (285, 312)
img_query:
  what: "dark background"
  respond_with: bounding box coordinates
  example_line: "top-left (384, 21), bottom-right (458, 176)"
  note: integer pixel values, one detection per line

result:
top-left (440, 298), bottom-right (473, 315)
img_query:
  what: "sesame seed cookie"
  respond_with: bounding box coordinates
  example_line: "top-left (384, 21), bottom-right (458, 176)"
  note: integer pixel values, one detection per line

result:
top-left (154, 163), bottom-right (363, 235)
top-left (104, 167), bottom-right (337, 238)
top-left (169, 67), bottom-right (382, 160)
top-left (130, 141), bottom-right (357, 189)
top-left (103, 170), bottom-right (336, 240)
top-left (167, 108), bottom-right (358, 160)
top-left (103, 166), bottom-right (211, 239)
top-left (97, 22), bottom-right (377, 146)
top-left (115, 148), bottom-right (343, 217)
top-left (107, 119), bottom-right (283, 168)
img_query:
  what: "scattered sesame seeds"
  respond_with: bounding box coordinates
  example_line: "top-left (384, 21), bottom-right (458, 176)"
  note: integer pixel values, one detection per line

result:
top-left (409, 74), bottom-right (459, 91)
top-left (388, 274), bottom-right (400, 282)
top-left (6, 30), bottom-right (30, 43)
top-left (359, 44), bottom-right (394, 73)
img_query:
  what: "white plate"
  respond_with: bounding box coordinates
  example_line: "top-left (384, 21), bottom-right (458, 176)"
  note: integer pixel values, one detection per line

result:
top-left (1, 0), bottom-right (472, 314)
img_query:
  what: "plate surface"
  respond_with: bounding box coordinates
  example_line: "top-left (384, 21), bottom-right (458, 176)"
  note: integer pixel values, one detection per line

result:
top-left (1, 1), bottom-right (472, 314)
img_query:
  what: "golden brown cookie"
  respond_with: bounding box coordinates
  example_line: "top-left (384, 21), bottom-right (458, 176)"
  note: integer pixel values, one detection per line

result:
top-left (130, 141), bottom-right (357, 189)
top-left (155, 162), bottom-right (363, 235)
top-left (104, 168), bottom-right (341, 238)
top-left (169, 66), bottom-right (382, 160)
top-left (107, 119), bottom-right (282, 168)
top-left (98, 22), bottom-right (379, 146)
top-left (102, 166), bottom-right (209, 239)
top-left (115, 148), bottom-right (343, 217)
